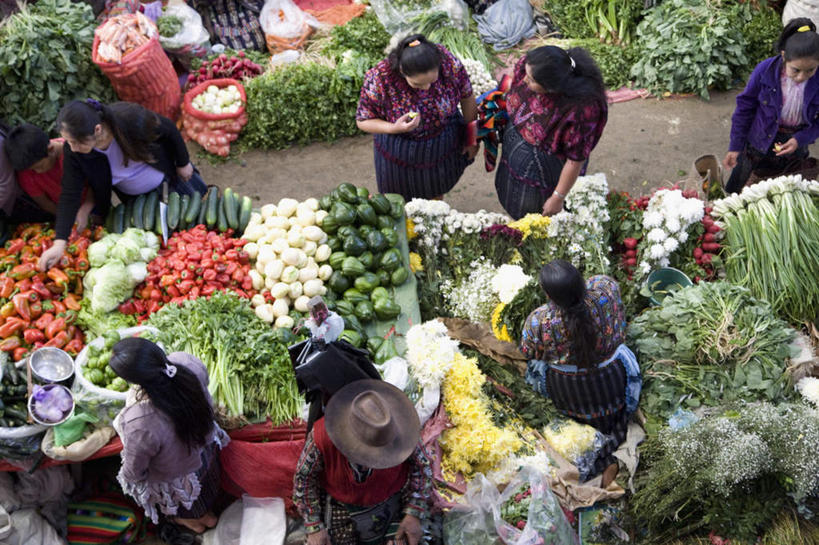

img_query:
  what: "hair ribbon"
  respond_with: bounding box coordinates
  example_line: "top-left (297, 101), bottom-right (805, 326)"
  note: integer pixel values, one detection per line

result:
top-left (798, 25), bottom-right (812, 32)
top-left (568, 55), bottom-right (576, 71)
top-left (408, 40), bottom-right (421, 47)
top-left (164, 363), bottom-right (177, 378)
top-left (85, 98), bottom-right (103, 111)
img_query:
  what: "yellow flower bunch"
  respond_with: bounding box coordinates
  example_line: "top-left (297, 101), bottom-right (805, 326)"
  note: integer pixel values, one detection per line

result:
top-left (406, 218), bottom-right (417, 240)
top-left (508, 213), bottom-right (551, 240)
top-left (509, 249), bottom-right (523, 265)
top-left (491, 303), bottom-right (513, 342)
top-left (542, 419), bottom-right (598, 461)
top-left (440, 353), bottom-right (522, 478)
top-left (409, 252), bottom-right (423, 272)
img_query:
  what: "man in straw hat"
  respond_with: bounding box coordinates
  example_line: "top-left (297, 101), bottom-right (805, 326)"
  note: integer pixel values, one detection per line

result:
top-left (294, 379), bottom-right (432, 545)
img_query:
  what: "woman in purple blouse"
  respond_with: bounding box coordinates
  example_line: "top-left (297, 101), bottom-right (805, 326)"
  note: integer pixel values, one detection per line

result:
top-left (495, 46), bottom-right (607, 219)
top-left (110, 337), bottom-right (229, 537)
top-left (356, 34), bottom-right (478, 201)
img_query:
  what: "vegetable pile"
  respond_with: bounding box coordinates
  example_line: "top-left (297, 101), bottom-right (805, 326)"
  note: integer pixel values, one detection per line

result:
top-left (83, 229), bottom-right (158, 314)
top-left (191, 84), bottom-right (244, 115)
top-left (628, 281), bottom-right (797, 423)
top-left (317, 183), bottom-right (408, 347)
top-left (147, 291), bottom-right (301, 422)
top-left (0, 358), bottom-right (30, 428)
top-left (185, 52), bottom-right (264, 89)
top-left (712, 175), bottom-right (819, 324)
top-left (460, 57), bottom-right (496, 96)
top-left (0, 0), bottom-right (115, 129)
top-left (81, 331), bottom-right (129, 392)
top-left (0, 225), bottom-right (97, 360)
top-left (501, 483), bottom-right (533, 530)
top-left (241, 198), bottom-right (332, 329)
top-left (94, 12), bottom-right (157, 64)
top-left (127, 225), bottom-right (256, 320)
top-left (156, 15), bottom-right (183, 38)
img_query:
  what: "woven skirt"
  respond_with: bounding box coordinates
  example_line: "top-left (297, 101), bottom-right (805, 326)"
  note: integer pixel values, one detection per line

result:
top-left (373, 117), bottom-right (471, 200)
top-left (494, 124), bottom-right (564, 220)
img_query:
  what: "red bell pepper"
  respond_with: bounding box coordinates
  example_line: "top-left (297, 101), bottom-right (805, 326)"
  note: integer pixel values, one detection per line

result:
top-left (44, 330), bottom-right (68, 348)
top-left (45, 317), bottom-right (66, 340)
top-left (34, 312), bottom-right (55, 330)
top-left (0, 336), bottom-right (21, 351)
top-left (12, 294), bottom-right (30, 321)
top-left (31, 281), bottom-right (51, 299)
top-left (0, 277), bottom-right (14, 299)
top-left (63, 310), bottom-right (78, 325)
top-left (51, 300), bottom-right (66, 314)
top-left (0, 302), bottom-right (15, 318)
top-left (23, 328), bottom-right (45, 344)
top-left (29, 301), bottom-right (42, 319)
top-left (8, 263), bottom-right (35, 280)
top-left (0, 318), bottom-right (24, 338)
top-left (64, 338), bottom-right (83, 355)
top-left (12, 346), bottom-right (29, 362)
top-left (15, 278), bottom-right (32, 293)
top-left (118, 301), bottom-right (137, 315)
top-left (63, 294), bottom-right (81, 311)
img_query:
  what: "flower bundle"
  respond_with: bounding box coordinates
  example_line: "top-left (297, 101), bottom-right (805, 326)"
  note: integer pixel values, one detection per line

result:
top-left (441, 257), bottom-right (500, 323)
top-left (440, 352), bottom-right (523, 478)
top-left (405, 319), bottom-right (460, 389)
top-left (479, 224), bottom-right (523, 266)
top-left (636, 188), bottom-right (704, 277)
top-left (796, 377), bottom-right (819, 409)
top-left (541, 418), bottom-right (598, 462)
top-left (711, 174), bottom-right (819, 324)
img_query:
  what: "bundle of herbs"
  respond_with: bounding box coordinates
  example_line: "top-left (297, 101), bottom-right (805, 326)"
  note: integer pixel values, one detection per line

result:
top-left (711, 175), bottom-right (819, 326)
top-left (628, 281), bottom-right (797, 424)
top-left (146, 291), bottom-right (301, 423)
top-left (631, 402), bottom-right (819, 543)
top-left (407, 10), bottom-right (499, 71)
top-left (0, 0), bottom-right (115, 129)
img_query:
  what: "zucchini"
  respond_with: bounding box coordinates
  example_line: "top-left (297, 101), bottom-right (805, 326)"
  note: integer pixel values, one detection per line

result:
top-left (197, 195), bottom-right (207, 226)
top-left (238, 196), bottom-right (253, 235)
top-left (104, 206), bottom-right (115, 233)
top-left (217, 196), bottom-right (229, 232)
top-left (185, 190), bottom-right (202, 225)
top-left (167, 192), bottom-right (181, 231)
top-left (179, 194), bottom-right (191, 230)
top-left (112, 203), bottom-right (126, 234)
top-left (223, 188), bottom-right (239, 230)
top-left (205, 187), bottom-right (219, 229)
top-left (131, 195), bottom-right (145, 229)
top-left (143, 190), bottom-right (159, 230)
top-left (154, 198), bottom-right (163, 235)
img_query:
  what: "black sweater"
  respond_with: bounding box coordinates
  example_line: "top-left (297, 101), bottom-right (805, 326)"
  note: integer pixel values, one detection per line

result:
top-left (56, 115), bottom-right (190, 240)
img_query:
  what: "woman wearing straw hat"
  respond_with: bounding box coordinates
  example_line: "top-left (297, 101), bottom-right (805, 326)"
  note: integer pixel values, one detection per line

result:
top-left (293, 379), bottom-right (432, 545)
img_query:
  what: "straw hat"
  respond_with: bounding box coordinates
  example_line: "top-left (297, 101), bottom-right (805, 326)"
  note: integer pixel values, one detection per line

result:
top-left (324, 379), bottom-right (420, 469)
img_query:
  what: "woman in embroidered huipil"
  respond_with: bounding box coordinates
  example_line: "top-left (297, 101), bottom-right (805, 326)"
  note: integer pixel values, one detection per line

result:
top-left (495, 46), bottom-right (607, 219)
top-left (520, 260), bottom-right (641, 484)
top-left (110, 337), bottom-right (229, 534)
top-left (356, 34), bottom-right (478, 200)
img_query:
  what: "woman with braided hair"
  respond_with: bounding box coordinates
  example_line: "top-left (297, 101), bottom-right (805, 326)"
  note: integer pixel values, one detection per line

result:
top-left (520, 260), bottom-right (641, 485)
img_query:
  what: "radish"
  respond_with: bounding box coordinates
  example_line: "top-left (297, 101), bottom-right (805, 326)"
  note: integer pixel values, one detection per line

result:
top-left (704, 233), bottom-right (716, 243)
top-left (702, 242), bottom-right (720, 252)
top-left (625, 249), bottom-right (637, 258)
top-left (706, 223), bottom-right (721, 234)
top-left (693, 247), bottom-right (703, 259)
top-left (625, 257), bottom-right (637, 266)
top-left (623, 237), bottom-right (638, 249)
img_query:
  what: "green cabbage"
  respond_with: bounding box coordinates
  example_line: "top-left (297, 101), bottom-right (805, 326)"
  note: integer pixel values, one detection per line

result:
top-left (89, 260), bottom-right (134, 313)
top-left (87, 238), bottom-right (114, 268)
top-left (109, 238), bottom-right (142, 264)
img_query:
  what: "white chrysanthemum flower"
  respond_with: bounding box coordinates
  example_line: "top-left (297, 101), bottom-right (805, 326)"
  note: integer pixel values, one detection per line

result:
top-left (677, 231), bottom-right (688, 244)
top-left (796, 377), bottom-right (819, 408)
top-left (663, 237), bottom-right (679, 253)
top-left (643, 211), bottom-right (664, 228)
top-left (659, 257), bottom-right (670, 267)
top-left (665, 217), bottom-right (682, 233)
top-left (646, 228), bottom-right (666, 243)
top-left (649, 244), bottom-right (666, 259)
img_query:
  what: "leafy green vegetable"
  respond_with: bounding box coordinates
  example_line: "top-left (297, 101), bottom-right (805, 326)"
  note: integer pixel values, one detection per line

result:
top-left (321, 11), bottom-right (390, 67)
top-left (0, 0), bottom-right (115, 130)
top-left (77, 299), bottom-right (136, 340)
top-left (157, 15), bottom-right (183, 38)
top-left (628, 281), bottom-right (796, 421)
top-left (568, 38), bottom-right (639, 90)
top-left (146, 291), bottom-right (301, 422)
top-left (83, 230), bottom-right (157, 313)
top-left (741, 4), bottom-right (781, 72)
top-left (630, 0), bottom-right (750, 99)
top-left (408, 10), bottom-right (499, 71)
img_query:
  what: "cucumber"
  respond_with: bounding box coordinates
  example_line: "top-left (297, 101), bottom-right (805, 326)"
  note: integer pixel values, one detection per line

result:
top-left (104, 206), bottom-right (115, 233)
top-left (132, 194), bottom-right (146, 229)
top-left (179, 194), bottom-right (190, 230)
top-left (184, 190), bottom-right (202, 225)
top-left (124, 197), bottom-right (136, 228)
top-left (113, 203), bottom-right (126, 234)
top-left (223, 188), bottom-right (238, 230)
top-left (167, 192), bottom-right (181, 232)
top-left (217, 196), bottom-right (229, 232)
top-left (205, 186), bottom-right (219, 229)
top-left (154, 198), bottom-right (163, 235)
top-left (197, 195), bottom-right (207, 226)
top-left (237, 196), bottom-right (252, 235)
top-left (144, 190), bottom-right (159, 230)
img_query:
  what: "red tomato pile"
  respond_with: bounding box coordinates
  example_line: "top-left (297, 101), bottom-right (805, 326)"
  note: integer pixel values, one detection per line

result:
top-left (0, 224), bottom-right (102, 360)
top-left (123, 225), bottom-right (256, 321)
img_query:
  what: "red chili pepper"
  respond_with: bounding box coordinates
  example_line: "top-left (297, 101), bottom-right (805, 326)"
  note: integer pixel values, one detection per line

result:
top-left (66, 325), bottom-right (78, 340)
top-left (23, 329), bottom-right (45, 344)
top-left (44, 330), bottom-right (68, 348)
top-left (12, 346), bottom-right (29, 361)
top-left (64, 338), bottom-right (84, 355)
top-left (51, 300), bottom-right (66, 314)
top-left (45, 281), bottom-right (65, 295)
top-left (47, 268), bottom-right (69, 286)
top-left (8, 263), bottom-right (35, 280)
top-left (0, 336), bottom-right (20, 351)
top-left (31, 281), bottom-right (50, 299)
top-left (0, 277), bottom-right (14, 299)
top-left (133, 300), bottom-right (146, 314)
top-left (24, 290), bottom-right (39, 303)
top-left (6, 239), bottom-right (25, 255)
top-left (45, 317), bottom-right (66, 340)
top-left (29, 301), bottom-right (42, 319)
top-left (34, 313), bottom-right (54, 330)
top-left (63, 294), bottom-right (81, 311)
top-left (12, 294), bottom-right (30, 321)
top-left (0, 318), bottom-right (24, 338)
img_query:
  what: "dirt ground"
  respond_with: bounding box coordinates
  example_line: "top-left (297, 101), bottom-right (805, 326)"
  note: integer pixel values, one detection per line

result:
top-left (194, 90), bottom-right (749, 214)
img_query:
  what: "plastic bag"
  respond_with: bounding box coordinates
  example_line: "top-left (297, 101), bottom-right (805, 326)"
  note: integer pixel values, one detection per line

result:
top-left (201, 496), bottom-right (286, 545)
top-left (181, 78), bottom-right (248, 157)
top-left (371, 0), bottom-right (468, 34)
top-left (473, 0), bottom-right (536, 51)
top-left (375, 357), bottom-right (409, 391)
top-left (159, 3), bottom-right (210, 69)
top-left (259, 0), bottom-right (320, 52)
top-left (41, 426), bottom-right (116, 462)
top-left (783, 0), bottom-right (819, 30)
top-left (202, 500), bottom-right (242, 545)
top-left (0, 424), bottom-right (47, 462)
top-left (0, 509), bottom-right (66, 545)
top-left (415, 383), bottom-right (440, 427)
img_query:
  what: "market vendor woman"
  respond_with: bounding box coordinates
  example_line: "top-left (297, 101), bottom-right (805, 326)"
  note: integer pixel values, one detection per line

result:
top-left (356, 34), bottom-right (478, 201)
top-left (294, 379), bottom-right (432, 545)
top-left (38, 99), bottom-right (207, 271)
top-left (495, 46), bottom-right (607, 219)
top-left (110, 337), bottom-right (229, 535)
top-left (520, 260), bottom-right (640, 485)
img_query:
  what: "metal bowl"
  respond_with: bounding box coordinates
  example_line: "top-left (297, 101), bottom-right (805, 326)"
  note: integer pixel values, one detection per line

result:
top-left (27, 384), bottom-right (75, 426)
top-left (29, 347), bottom-right (74, 383)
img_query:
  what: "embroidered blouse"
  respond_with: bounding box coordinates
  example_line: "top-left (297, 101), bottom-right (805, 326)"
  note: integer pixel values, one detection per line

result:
top-left (293, 428), bottom-right (433, 534)
top-left (505, 57), bottom-right (607, 162)
top-left (520, 275), bottom-right (626, 366)
top-left (356, 45), bottom-right (473, 140)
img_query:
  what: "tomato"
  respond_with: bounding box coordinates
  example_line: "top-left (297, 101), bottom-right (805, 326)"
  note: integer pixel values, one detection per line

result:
top-left (150, 289), bottom-right (162, 301)
top-left (216, 274), bottom-right (230, 285)
top-left (166, 285), bottom-right (180, 298)
top-left (203, 269), bottom-right (217, 282)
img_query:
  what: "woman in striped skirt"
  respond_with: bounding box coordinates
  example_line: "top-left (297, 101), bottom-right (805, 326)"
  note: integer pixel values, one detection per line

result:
top-left (356, 34), bottom-right (478, 200)
top-left (520, 260), bottom-right (641, 485)
top-left (495, 46), bottom-right (608, 219)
